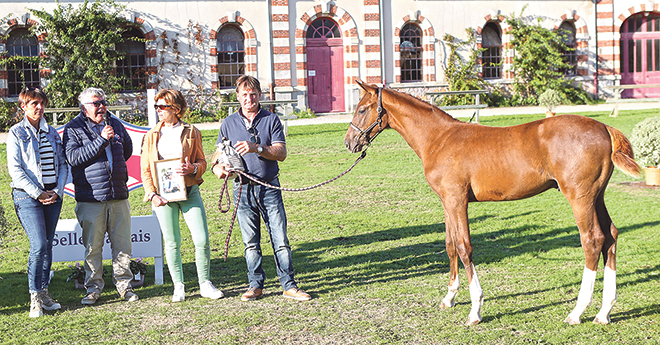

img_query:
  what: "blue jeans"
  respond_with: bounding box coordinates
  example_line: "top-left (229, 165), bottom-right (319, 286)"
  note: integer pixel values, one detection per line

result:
top-left (12, 189), bottom-right (63, 293)
top-left (234, 178), bottom-right (297, 290)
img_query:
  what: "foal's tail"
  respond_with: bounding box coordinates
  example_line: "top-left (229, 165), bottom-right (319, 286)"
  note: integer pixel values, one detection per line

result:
top-left (606, 125), bottom-right (641, 177)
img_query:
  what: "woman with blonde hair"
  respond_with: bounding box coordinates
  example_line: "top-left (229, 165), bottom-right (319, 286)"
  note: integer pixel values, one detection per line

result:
top-left (141, 89), bottom-right (223, 302)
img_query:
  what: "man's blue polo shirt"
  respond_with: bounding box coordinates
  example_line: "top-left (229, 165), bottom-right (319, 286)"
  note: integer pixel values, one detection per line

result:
top-left (217, 107), bottom-right (285, 181)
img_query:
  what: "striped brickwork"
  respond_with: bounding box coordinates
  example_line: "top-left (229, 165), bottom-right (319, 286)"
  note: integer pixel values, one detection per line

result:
top-left (599, 0), bottom-right (660, 76)
top-left (209, 12), bottom-right (257, 89)
top-left (363, 0), bottom-right (382, 84)
top-left (476, 12), bottom-right (514, 79)
top-left (595, 0), bottom-right (617, 75)
top-left (126, 15), bottom-right (158, 89)
top-left (555, 12), bottom-right (590, 77)
top-left (271, 0), bottom-right (292, 87)
top-left (393, 11), bottom-right (436, 83)
top-left (295, 3), bottom-right (359, 88)
top-left (0, 13), bottom-right (158, 96)
top-left (0, 14), bottom-right (43, 98)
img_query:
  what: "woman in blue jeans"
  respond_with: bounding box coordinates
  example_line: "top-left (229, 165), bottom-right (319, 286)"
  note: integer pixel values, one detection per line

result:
top-left (7, 87), bottom-right (68, 317)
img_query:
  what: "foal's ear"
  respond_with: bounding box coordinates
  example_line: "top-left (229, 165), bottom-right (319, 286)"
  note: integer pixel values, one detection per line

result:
top-left (356, 79), bottom-right (376, 94)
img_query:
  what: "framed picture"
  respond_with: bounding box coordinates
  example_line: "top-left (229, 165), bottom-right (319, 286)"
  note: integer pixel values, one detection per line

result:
top-left (154, 158), bottom-right (187, 202)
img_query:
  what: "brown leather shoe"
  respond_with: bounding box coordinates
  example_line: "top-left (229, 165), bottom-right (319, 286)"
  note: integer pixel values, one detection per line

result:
top-left (241, 287), bottom-right (263, 301)
top-left (283, 287), bottom-right (311, 301)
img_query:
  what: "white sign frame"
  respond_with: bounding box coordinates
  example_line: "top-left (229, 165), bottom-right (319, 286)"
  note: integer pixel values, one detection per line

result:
top-left (52, 214), bottom-right (164, 285)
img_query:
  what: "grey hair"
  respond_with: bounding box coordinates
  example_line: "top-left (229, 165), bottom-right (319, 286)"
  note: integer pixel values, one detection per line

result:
top-left (78, 87), bottom-right (106, 104)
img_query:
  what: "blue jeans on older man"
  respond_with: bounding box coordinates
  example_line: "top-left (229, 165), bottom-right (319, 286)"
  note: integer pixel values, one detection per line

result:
top-left (233, 177), bottom-right (298, 291)
top-left (12, 188), bottom-right (63, 293)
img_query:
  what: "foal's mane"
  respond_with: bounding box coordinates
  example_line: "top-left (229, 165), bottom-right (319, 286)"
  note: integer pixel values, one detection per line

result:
top-left (383, 87), bottom-right (462, 124)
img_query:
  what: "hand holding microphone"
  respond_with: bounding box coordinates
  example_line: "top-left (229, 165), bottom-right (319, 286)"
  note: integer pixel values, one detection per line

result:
top-left (101, 112), bottom-right (115, 140)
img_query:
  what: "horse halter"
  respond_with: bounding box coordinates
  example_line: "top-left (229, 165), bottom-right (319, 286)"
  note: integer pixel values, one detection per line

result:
top-left (350, 86), bottom-right (386, 145)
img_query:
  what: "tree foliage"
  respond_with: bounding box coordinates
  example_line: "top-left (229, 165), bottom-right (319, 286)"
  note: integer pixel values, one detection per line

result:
top-left (28, 0), bottom-right (133, 107)
top-left (504, 6), bottom-right (581, 105)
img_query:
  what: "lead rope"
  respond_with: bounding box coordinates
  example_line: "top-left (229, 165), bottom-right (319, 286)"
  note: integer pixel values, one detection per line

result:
top-left (218, 149), bottom-right (369, 261)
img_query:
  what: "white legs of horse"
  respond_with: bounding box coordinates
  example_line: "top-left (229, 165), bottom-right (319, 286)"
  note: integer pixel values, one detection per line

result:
top-left (467, 267), bottom-right (484, 325)
top-left (441, 275), bottom-right (459, 308)
top-left (594, 266), bottom-right (617, 324)
top-left (565, 266), bottom-right (617, 324)
top-left (440, 263), bottom-right (484, 325)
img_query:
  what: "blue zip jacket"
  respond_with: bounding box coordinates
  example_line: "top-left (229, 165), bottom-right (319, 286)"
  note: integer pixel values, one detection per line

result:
top-left (62, 112), bottom-right (133, 202)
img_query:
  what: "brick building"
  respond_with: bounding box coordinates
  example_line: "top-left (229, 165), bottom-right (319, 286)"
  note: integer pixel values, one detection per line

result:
top-left (0, 1), bottom-right (655, 113)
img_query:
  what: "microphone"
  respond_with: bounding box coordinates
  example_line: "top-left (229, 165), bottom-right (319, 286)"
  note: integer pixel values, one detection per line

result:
top-left (103, 112), bottom-right (111, 126)
top-left (103, 112), bottom-right (116, 141)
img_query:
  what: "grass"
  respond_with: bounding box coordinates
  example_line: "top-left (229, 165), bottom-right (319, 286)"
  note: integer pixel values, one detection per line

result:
top-left (1, 108), bottom-right (659, 344)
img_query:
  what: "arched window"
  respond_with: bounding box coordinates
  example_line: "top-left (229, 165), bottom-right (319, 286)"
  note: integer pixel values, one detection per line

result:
top-left (400, 23), bottom-right (422, 82)
top-left (116, 27), bottom-right (147, 92)
top-left (217, 25), bottom-right (245, 88)
top-left (481, 22), bottom-right (502, 79)
top-left (621, 13), bottom-right (660, 75)
top-left (7, 29), bottom-right (40, 97)
top-left (306, 18), bottom-right (341, 39)
top-left (559, 21), bottom-right (577, 76)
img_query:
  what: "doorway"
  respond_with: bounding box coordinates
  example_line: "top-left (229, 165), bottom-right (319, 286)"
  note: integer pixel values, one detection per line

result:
top-left (306, 18), bottom-right (345, 113)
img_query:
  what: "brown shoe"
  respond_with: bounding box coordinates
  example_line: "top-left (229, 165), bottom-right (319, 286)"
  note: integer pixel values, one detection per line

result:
top-left (241, 287), bottom-right (263, 301)
top-left (283, 287), bottom-right (311, 301)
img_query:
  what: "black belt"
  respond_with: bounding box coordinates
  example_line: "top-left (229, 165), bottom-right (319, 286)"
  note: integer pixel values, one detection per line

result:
top-left (236, 174), bottom-right (278, 186)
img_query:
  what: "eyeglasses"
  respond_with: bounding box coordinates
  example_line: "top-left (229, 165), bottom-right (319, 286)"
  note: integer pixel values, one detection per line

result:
top-left (154, 104), bottom-right (173, 110)
top-left (24, 86), bottom-right (41, 92)
top-left (247, 127), bottom-right (260, 144)
top-left (84, 100), bottom-right (108, 108)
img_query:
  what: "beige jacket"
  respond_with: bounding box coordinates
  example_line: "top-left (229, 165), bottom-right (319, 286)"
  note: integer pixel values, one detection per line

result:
top-left (140, 120), bottom-right (206, 202)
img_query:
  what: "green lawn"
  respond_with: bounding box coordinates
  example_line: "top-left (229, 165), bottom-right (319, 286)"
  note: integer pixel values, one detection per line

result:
top-left (1, 109), bottom-right (659, 344)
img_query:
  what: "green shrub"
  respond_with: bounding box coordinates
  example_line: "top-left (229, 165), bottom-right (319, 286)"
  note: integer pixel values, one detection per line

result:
top-left (292, 107), bottom-right (315, 119)
top-left (185, 108), bottom-right (215, 123)
top-left (0, 99), bottom-right (19, 132)
top-left (538, 89), bottom-right (564, 112)
top-left (630, 117), bottom-right (660, 167)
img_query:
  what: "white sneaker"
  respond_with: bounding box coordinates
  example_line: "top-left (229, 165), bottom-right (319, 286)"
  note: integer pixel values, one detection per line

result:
top-left (199, 281), bottom-right (224, 299)
top-left (172, 283), bottom-right (185, 302)
top-left (29, 293), bottom-right (43, 318)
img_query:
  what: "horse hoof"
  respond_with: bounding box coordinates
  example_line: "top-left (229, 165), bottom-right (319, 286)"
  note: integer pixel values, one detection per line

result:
top-left (466, 317), bottom-right (481, 326)
top-left (593, 317), bottom-right (610, 325)
top-left (564, 316), bottom-right (581, 325)
top-left (440, 300), bottom-right (455, 308)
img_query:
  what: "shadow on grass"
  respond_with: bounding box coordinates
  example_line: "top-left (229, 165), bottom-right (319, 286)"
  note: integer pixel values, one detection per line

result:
top-left (0, 254), bottom-right (249, 317)
top-left (287, 212), bottom-right (660, 314)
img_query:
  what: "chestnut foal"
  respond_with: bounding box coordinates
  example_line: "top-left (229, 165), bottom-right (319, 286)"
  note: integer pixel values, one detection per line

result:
top-left (344, 80), bottom-right (640, 325)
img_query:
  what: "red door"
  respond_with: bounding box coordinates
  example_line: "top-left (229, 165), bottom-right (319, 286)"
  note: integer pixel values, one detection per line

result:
top-left (306, 18), bottom-right (345, 113)
top-left (307, 45), bottom-right (332, 113)
top-left (621, 13), bottom-right (660, 98)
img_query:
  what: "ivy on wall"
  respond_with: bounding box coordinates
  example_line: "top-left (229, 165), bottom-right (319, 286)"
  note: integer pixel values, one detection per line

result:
top-left (27, 0), bottom-right (135, 108)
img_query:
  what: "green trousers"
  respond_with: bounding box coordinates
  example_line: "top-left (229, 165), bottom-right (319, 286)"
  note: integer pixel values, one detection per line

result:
top-left (153, 184), bottom-right (211, 285)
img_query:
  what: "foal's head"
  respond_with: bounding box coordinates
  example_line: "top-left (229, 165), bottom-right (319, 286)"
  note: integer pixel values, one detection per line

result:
top-left (345, 80), bottom-right (390, 153)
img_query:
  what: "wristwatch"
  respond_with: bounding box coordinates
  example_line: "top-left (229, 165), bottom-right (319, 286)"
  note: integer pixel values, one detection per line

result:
top-left (192, 164), bottom-right (198, 175)
top-left (257, 145), bottom-right (264, 154)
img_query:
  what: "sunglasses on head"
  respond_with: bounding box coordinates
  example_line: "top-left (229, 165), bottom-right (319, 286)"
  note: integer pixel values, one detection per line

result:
top-left (247, 127), bottom-right (260, 144)
top-left (84, 100), bottom-right (108, 108)
top-left (24, 86), bottom-right (41, 92)
top-left (154, 104), bottom-right (173, 110)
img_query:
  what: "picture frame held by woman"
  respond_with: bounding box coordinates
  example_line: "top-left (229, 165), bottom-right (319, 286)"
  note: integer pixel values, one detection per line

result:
top-left (155, 158), bottom-right (187, 201)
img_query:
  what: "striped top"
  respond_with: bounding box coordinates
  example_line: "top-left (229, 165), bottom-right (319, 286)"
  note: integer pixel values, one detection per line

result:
top-left (39, 129), bottom-right (57, 188)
